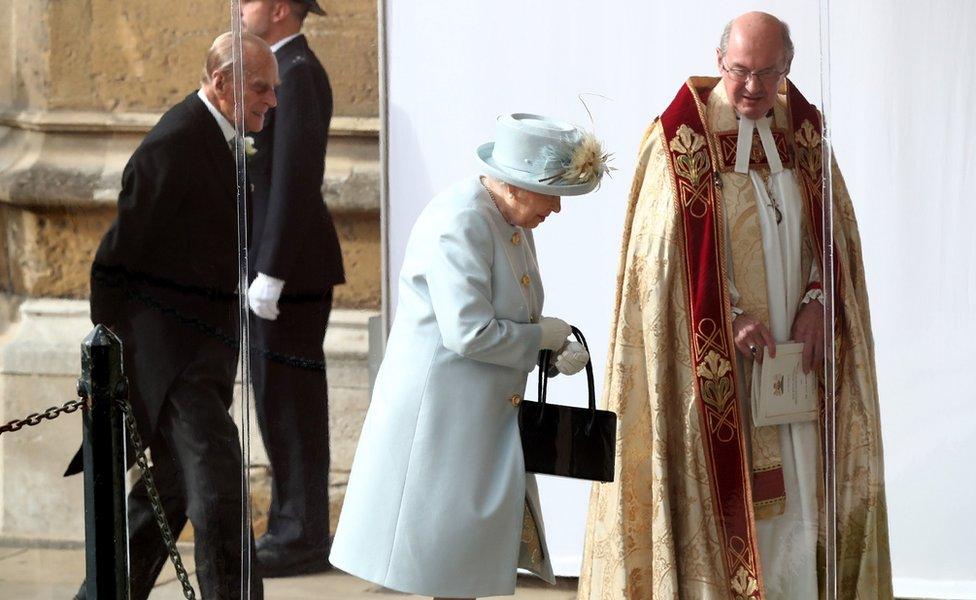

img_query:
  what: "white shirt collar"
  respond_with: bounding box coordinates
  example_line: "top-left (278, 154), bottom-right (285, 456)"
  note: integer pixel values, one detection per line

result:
top-left (734, 114), bottom-right (783, 175)
top-left (196, 89), bottom-right (237, 143)
top-left (270, 33), bottom-right (302, 53)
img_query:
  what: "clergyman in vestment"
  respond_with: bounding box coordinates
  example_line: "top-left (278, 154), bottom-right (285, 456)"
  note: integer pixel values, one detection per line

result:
top-left (579, 12), bottom-right (892, 600)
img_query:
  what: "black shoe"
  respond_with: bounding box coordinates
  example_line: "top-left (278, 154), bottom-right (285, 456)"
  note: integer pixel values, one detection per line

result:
top-left (256, 542), bottom-right (332, 578)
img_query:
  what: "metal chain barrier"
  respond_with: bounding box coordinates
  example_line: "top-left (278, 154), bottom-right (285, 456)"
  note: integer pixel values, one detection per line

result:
top-left (0, 267), bottom-right (303, 594)
top-left (0, 399), bottom-right (84, 436)
top-left (93, 265), bottom-right (327, 372)
top-left (0, 395), bottom-right (196, 598)
top-left (116, 396), bottom-right (197, 600)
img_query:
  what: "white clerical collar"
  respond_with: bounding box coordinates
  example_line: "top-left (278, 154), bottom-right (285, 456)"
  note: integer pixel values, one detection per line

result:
top-left (734, 114), bottom-right (783, 175)
top-left (197, 89), bottom-right (237, 143)
top-left (271, 33), bottom-right (302, 53)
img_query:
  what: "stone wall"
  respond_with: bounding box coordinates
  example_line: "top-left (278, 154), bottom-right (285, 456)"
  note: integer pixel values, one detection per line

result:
top-left (0, 0), bottom-right (381, 309)
top-left (7, 1), bottom-right (377, 117)
top-left (304, 2), bottom-right (379, 118)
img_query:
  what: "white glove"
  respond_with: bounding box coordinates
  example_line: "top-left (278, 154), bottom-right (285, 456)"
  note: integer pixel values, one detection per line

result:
top-left (553, 341), bottom-right (589, 375)
top-left (538, 316), bottom-right (571, 351)
top-left (247, 273), bottom-right (285, 321)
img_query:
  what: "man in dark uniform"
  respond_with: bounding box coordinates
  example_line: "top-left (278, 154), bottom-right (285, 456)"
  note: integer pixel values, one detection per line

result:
top-left (68, 32), bottom-right (277, 599)
top-left (241, 0), bottom-right (345, 577)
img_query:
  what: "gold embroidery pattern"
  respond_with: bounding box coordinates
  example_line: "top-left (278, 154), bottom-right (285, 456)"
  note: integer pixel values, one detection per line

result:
top-left (695, 351), bottom-right (731, 409)
top-left (518, 500), bottom-right (544, 572)
top-left (695, 350), bottom-right (737, 441)
top-left (693, 319), bottom-right (737, 439)
top-left (727, 536), bottom-right (761, 599)
top-left (695, 316), bottom-right (726, 355)
top-left (793, 120), bottom-right (823, 196)
top-left (715, 129), bottom-right (794, 172)
top-left (731, 565), bottom-right (760, 599)
top-left (669, 124), bottom-right (712, 217)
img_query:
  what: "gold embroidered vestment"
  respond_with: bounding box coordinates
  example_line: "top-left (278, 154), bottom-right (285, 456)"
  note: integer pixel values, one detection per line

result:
top-left (578, 77), bottom-right (892, 600)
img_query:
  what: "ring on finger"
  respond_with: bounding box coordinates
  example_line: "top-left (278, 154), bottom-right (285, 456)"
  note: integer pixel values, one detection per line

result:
top-left (749, 344), bottom-right (758, 355)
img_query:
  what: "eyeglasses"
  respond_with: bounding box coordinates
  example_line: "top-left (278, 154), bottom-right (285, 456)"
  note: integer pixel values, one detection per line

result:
top-left (720, 60), bottom-right (787, 84)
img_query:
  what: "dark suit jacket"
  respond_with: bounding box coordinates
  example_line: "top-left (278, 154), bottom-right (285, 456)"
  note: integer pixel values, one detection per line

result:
top-left (248, 34), bottom-right (345, 296)
top-left (68, 92), bottom-right (242, 476)
top-left (91, 92), bottom-right (241, 323)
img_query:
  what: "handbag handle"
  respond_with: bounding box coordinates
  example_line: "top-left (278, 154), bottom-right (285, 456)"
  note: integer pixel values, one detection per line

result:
top-left (535, 326), bottom-right (598, 431)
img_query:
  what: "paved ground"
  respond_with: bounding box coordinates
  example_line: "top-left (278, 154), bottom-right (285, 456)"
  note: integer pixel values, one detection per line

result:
top-left (0, 544), bottom-right (577, 599)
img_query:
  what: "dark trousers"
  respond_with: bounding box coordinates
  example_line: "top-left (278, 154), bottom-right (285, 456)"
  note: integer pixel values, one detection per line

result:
top-left (78, 327), bottom-right (263, 600)
top-left (249, 290), bottom-right (332, 549)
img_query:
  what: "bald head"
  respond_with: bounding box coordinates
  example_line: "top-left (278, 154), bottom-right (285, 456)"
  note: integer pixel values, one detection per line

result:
top-left (716, 12), bottom-right (793, 119)
top-left (720, 12), bottom-right (794, 68)
top-left (200, 32), bottom-right (276, 88)
top-left (201, 32), bottom-right (279, 133)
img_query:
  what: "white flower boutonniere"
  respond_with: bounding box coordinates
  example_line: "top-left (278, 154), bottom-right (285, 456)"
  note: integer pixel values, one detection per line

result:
top-left (243, 136), bottom-right (257, 158)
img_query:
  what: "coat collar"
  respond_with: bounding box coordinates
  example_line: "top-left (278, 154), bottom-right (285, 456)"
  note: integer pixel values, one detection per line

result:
top-left (195, 89), bottom-right (236, 143)
top-left (186, 92), bottom-right (237, 198)
top-left (271, 32), bottom-right (303, 53)
top-left (273, 33), bottom-right (309, 59)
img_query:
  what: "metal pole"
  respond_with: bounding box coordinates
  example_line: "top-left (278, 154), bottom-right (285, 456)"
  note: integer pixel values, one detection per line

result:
top-left (79, 324), bottom-right (130, 600)
top-left (819, 2), bottom-right (837, 599)
top-left (377, 0), bottom-right (391, 340)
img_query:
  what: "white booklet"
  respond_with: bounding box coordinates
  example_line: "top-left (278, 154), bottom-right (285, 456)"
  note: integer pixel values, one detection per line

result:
top-left (751, 342), bottom-right (818, 427)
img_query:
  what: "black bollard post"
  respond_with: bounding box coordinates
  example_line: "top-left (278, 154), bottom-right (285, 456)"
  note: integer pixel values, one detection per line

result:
top-left (79, 325), bottom-right (129, 600)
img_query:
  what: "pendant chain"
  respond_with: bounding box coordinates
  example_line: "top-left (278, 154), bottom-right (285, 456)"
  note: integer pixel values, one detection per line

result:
top-left (479, 176), bottom-right (513, 226)
top-left (760, 172), bottom-right (784, 224)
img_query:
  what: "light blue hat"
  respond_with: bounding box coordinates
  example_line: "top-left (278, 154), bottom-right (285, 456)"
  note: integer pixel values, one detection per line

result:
top-left (476, 113), bottom-right (608, 196)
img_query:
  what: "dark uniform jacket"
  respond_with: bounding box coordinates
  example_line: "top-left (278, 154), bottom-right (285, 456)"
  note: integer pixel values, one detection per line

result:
top-left (248, 34), bottom-right (344, 295)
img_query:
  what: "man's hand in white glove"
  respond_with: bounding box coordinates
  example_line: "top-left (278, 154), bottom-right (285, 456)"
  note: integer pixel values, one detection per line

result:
top-left (248, 273), bottom-right (285, 321)
top-left (553, 341), bottom-right (589, 375)
top-left (538, 316), bottom-right (572, 351)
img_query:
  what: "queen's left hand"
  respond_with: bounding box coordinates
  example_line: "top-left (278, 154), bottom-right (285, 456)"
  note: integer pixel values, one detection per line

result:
top-left (553, 341), bottom-right (589, 375)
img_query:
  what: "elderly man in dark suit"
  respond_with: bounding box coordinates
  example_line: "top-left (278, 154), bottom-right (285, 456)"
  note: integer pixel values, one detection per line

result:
top-left (69, 32), bottom-right (277, 600)
top-left (241, 0), bottom-right (344, 578)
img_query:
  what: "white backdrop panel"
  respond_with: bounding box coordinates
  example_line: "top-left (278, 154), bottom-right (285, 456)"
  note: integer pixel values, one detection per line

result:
top-left (829, 2), bottom-right (976, 598)
top-left (384, 0), bottom-right (975, 595)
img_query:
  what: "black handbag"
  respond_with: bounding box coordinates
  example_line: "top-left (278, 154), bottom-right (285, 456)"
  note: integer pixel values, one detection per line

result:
top-left (518, 326), bottom-right (617, 482)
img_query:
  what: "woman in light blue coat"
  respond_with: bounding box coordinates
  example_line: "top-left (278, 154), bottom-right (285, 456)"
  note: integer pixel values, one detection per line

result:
top-left (330, 113), bottom-right (609, 600)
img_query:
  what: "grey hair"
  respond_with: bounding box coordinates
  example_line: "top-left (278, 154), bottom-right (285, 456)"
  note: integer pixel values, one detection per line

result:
top-left (200, 31), bottom-right (272, 87)
top-left (718, 16), bottom-right (795, 68)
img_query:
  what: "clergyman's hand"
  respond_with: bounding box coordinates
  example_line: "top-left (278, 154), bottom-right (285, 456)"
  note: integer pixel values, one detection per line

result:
top-left (791, 299), bottom-right (825, 374)
top-left (733, 312), bottom-right (776, 364)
